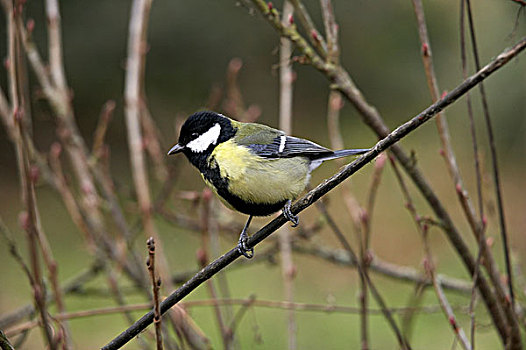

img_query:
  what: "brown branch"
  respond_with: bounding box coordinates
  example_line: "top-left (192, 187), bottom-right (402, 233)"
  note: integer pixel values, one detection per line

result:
top-left (247, 1), bottom-right (522, 345)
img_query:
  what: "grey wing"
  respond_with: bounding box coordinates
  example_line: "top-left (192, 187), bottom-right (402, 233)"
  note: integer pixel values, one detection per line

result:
top-left (246, 135), bottom-right (333, 159)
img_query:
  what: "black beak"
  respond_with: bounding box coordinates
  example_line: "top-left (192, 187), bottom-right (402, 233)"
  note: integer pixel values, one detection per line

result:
top-left (167, 144), bottom-right (184, 155)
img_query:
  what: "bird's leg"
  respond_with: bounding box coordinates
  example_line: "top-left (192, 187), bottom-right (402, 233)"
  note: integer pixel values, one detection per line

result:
top-left (283, 200), bottom-right (299, 227)
top-left (237, 215), bottom-right (254, 259)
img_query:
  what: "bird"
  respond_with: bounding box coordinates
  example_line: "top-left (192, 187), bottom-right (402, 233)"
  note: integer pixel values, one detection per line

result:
top-left (168, 111), bottom-right (369, 258)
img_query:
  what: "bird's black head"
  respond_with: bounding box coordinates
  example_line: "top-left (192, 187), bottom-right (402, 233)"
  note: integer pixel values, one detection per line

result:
top-left (167, 111), bottom-right (236, 164)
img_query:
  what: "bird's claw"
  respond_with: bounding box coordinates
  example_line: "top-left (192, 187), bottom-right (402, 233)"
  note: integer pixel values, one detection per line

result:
top-left (283, 200), bottom-right (299, 227)
top-left (237, 231), bottom-right (254, 259)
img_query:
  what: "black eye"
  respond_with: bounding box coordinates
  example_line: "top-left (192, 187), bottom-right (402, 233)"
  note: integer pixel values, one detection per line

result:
top-left (191, 132), bottom-right (199, 138)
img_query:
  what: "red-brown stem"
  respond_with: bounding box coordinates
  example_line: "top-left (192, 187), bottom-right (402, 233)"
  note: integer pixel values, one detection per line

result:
top-left (147, 238), bottom-right (163, 350)
top-left (411, 0), bottom-right (486, 252)
top-left (289, 0), bottom-right (327, 57)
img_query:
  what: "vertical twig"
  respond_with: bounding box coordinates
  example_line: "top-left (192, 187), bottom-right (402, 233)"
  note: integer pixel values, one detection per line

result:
top-left (279, 3), bottom-right (297, 349)
top-left (20, 128), bottom-right (57, 350)
top-left (464, 0), bottom-right (515, 312)
top-left (410, 0), bottom-right (483, 245)
top-left (4, 2), bottom-right (57, 346)
top-left (459, 3), bottom-right (485, 347)
top-left (316, 203), bottom-right (412, 350)
top-left (147, 238), bottom-right (163, 350)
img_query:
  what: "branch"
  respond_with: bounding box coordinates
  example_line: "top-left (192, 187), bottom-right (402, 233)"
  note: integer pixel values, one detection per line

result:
top-left (101, 36), bottom-right (526, 350)
top-left (247, 1), bottom-right (519, 344)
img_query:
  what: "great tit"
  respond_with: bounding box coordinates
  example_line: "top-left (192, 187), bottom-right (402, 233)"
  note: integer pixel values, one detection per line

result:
top-left (168, 111), bottom-right (369, 258)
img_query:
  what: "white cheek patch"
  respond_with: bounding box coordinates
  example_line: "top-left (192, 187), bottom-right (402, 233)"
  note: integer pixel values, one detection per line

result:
top-left (278, 135), bottom-right (286, 154)
top-left (187, 123), bottom-right (221, 153)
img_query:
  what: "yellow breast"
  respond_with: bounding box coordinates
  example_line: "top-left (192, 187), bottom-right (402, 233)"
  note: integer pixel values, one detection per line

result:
top-left (210, 140), bottom-right (310, 205)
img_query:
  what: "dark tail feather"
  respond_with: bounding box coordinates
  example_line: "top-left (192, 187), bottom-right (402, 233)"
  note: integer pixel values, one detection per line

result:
top-left (318, 148), bottom-right (370, 162)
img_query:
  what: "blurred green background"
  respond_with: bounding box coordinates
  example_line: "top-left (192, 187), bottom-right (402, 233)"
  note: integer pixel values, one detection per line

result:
top-left (1, 0), bottom-right (525, 349)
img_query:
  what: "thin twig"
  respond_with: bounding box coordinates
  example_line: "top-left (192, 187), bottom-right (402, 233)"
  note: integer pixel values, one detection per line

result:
top-left (101, 39), bottom-right (526, 349)
top-left (19, 124), bottom-right (56, 350)
top-left (147, 238), bottom-right (163, 350)
top-left (459, 2), bottom-right (485, 347)
top-left (289, 0), bottom-right (328, 56)
top-left (465, 0), bottom-right (516, 315)
top-left (7, 297), bottom-right (471, 337)
top-left (315, 199), bottom-right (411, 349)
top-left (422, 226), bottom-right (472, 350)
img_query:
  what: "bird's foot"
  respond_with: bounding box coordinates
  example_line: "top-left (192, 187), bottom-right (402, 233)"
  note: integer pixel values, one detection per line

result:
top-left (237, 230), bottom-right (254, 259)
top-left (283, 200), bottom-right (299, 227)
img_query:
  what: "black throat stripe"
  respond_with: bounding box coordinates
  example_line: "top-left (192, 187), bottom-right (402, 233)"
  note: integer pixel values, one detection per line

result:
top-left (189, 153), bottom-right (287, 216)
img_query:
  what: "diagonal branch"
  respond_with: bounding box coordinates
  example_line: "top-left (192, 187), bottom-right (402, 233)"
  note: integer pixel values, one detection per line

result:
top-left (101, 36), bottom-right (526, 350)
